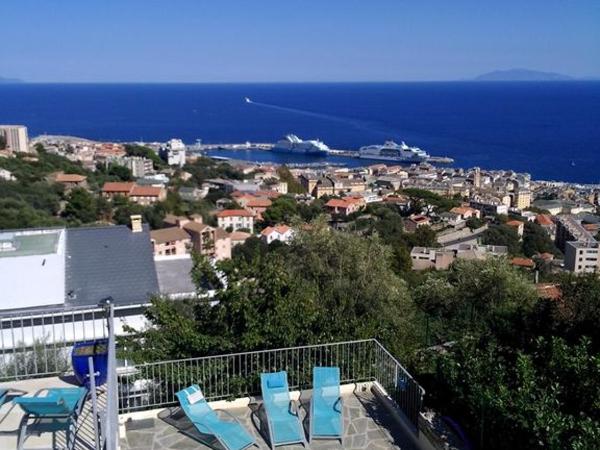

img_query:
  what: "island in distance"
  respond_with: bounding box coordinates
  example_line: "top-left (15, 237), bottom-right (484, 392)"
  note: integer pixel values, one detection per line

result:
top-left (0, 76), bottom-right (23, 83)
top-left (474, 68), bottom-right (573, 81)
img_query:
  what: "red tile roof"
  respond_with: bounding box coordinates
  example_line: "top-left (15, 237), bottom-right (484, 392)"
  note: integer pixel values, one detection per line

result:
top-left (506, 220), bottom-right (524, 227)
top-left (536, 214), bottom-right (554, 226)
top-left (56, 173), bottom-right (87, 183)
top-left (102, 182), bottom-right (135, 193)
top-left (511, 257), bottom-right (535, 268)
top-left (261, 225), bottom-right (291, 236)
top-left (216, 209), bottom-right (254, 218)
top-left (326, 199), bottom-right (350, 208)
top-left (150, 227), bottom-right (191, 244)
top-left (246, 198), bottom-right (272, 208)
top-left (130, 185), bottom-right (164, 197)
top-left (536, 283), bottom-right (562, 300)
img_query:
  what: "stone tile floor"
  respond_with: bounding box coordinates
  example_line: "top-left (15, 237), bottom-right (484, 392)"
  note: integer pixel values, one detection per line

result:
top-left (120, 390), bottom-right (419, 450)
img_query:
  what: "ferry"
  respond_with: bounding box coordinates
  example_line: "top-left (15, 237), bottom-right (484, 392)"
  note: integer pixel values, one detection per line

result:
top-left (272, 134), bottom-right (330, 156)
top-left (358, 140), bottom-right (430, 162)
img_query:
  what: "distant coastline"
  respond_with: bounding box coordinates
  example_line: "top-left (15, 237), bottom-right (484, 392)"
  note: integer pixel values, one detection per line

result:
top-left (0, 76), bottom-right (23, 84)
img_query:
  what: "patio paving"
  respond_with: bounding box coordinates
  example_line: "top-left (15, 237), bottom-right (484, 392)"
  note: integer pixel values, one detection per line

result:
top-left (120, 390), bottom-right (420, 450)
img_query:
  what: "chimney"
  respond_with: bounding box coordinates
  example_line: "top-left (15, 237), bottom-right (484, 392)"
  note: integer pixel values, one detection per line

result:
top-left (130, 214), bottom-right (143, 233)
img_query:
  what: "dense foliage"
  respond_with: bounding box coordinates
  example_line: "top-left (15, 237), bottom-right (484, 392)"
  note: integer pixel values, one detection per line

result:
top-left (121, 221), bottom-right (419, 360)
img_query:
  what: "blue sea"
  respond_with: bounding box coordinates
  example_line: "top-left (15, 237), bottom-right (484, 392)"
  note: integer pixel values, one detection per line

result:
top-left (0, 82), bottom-right (599, 183)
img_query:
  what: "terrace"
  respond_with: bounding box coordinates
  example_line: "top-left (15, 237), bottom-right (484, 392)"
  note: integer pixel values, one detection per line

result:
top-left (0, 305), bottom-right (434, 450)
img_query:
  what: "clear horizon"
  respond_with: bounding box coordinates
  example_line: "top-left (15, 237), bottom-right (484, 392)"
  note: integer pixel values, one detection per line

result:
top-left (1, 0), bottom-right (599, 83)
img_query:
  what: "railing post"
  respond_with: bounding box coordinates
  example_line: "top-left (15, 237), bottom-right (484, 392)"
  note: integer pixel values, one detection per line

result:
top-left (101, 298), bottom-right (119, 450)
top-left (88, 356), bottom-right (100, 450)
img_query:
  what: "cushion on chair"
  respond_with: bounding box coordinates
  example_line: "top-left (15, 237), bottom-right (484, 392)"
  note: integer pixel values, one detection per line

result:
top-left (187, 389), bottom-right (205, 405)
top-left (266, 372), bottom-right (286, 389)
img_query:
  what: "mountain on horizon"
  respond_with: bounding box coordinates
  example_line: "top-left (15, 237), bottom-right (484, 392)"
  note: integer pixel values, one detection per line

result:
top-left (474, 69), bottom-right (573, 81)
top-left (0, 76), bottom-right (23, 83)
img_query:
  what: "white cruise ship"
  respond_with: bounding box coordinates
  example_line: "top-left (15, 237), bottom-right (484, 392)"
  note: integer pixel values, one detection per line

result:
top-left (358, 140), bottom-right (430, 162)
top-left (272, 134), bottom-right (330, 155)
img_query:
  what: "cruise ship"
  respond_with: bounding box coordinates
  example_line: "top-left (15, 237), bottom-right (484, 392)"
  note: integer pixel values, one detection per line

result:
top-left (358, 140), bottom-right (430, 162)
top-left (272, 134), bottom-right (330, 155)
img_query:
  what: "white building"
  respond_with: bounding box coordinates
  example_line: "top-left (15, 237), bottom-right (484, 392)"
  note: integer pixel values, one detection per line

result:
top-left (0, 125), bottom-right (29, 153)
top-left (260, 225), bottom-right (294, 244)
top-left (161, 138), bottom-right (186, 167)
top-left (216, 209), bottom-right (255, 232)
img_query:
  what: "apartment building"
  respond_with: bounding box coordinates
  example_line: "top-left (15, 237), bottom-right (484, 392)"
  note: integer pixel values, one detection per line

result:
top-left (0, 125), bottom-right (29, 153)
top-left (216, 209), bottom-right (255, 232)
top-left (555, 215), bottom-right (600, 273)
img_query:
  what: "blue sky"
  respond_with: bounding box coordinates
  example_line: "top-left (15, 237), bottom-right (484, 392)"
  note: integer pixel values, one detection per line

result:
top-left (1, 0), bottom-right (598, 82)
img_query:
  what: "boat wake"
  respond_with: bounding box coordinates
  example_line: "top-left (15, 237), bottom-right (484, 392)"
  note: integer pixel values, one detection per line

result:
top-left (246, 99), bottom-right (392, 137)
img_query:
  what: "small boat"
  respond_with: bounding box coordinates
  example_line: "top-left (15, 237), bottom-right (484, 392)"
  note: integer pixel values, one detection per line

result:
top-left (244, 97), bottom-right (252, 103)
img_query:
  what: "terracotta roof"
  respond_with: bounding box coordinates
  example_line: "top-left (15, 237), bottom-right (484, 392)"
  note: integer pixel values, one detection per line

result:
top-left (538, 252), bottom-right (555, 261)
top-left (56, 173), bottom-right (87, 183)
top-left (511, 257), bottom-right (535, 268)
top-left (214, 228), bottom-right (230, 240)
top-left (216, 209), bottom-right (254, 218)
top-left (506, 220), bottom-right (524, 227)
top-left (229, 231), bottom-right (251, 241)
top-left (536, 283), bottom-right (562, 300)
top-left (130, 185), bottom-right (164, 197)
top-left (183, 221), bottom-right (211, 233)
top-left (254, 190), bottom-right (280, 199)
top-left (409, 215), bottom-right (430, 223)
top-left (246, 198), bottom-right (272, 208)
top-left (450, 206), bottom-right (476, 215)
top-left (261, 225), bottom-right (291, 236)
top-left (536, 214), bottom-right (554, 226)
top-left (102, 182), bottom-right (134, 193)
top-left (150, 227), bottom-right (191, 244)
top-left (326, 199), bottom-right (350, 208)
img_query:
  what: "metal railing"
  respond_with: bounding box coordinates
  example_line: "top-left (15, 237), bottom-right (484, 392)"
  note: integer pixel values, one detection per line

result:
top-left (118, 339), bottom-right (425, 428)
top-left (0, 305), bottom-right (108, 381)
top-left (100, 301), bottom-right (119, 450)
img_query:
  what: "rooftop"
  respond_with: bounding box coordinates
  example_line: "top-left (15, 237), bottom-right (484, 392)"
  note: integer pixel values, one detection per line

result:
top-left (120, 389), bottom-right (421, 450)
top-left (216, 209), bottom-right (254, 218)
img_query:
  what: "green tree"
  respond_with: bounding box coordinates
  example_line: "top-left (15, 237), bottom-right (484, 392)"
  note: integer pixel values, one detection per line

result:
top-left (261, 196), bottom-right (298, 226)
top-left (63, 188), bottom-right (97, 224)
top-left (522, 221), bottom-right (558, 257)
top-left (483, 224), bottom-right (521, 255)
top-left (276, 166), bottom-right (305, 194)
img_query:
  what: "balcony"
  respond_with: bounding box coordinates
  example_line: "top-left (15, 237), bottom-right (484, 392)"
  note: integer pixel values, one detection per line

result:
top-left (0, 306), bottom-right (431, 450)
top-left (117, 340), bottom-right (430, 450)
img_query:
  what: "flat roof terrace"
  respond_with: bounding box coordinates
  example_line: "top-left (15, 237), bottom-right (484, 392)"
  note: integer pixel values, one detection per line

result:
top-left (120, 386), bottom-right (427, 450)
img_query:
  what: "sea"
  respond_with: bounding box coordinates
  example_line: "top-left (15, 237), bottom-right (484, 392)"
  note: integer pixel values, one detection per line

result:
top-left (0, 82), bottom-right (599, 183)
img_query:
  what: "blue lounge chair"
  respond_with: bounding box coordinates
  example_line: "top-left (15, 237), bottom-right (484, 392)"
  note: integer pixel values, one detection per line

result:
top-left (310, 367), bottom-right (343, 444)
top-left (176, 385), bottom-right (256, 450)
top-left (260, 371), bottom-right (307, 449)
top-left (13, 387), bottom-right (88, 450)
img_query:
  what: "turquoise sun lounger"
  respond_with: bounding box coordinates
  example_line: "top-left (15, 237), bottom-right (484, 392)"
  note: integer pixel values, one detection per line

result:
top-left (13, 387), bottom-right (88, 450)
top-left (176, 385), bottom-right (256, 450)
top-left (310, 366), bottom-right (343, 444)
top-left (260, 371), bottom-right (307, 449)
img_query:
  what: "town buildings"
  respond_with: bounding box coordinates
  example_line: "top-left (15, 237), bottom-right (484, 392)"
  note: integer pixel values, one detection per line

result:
top-left (101, 182), bottom-right (166, 205)
top-left (411, 244), bottom-right (508, 270)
